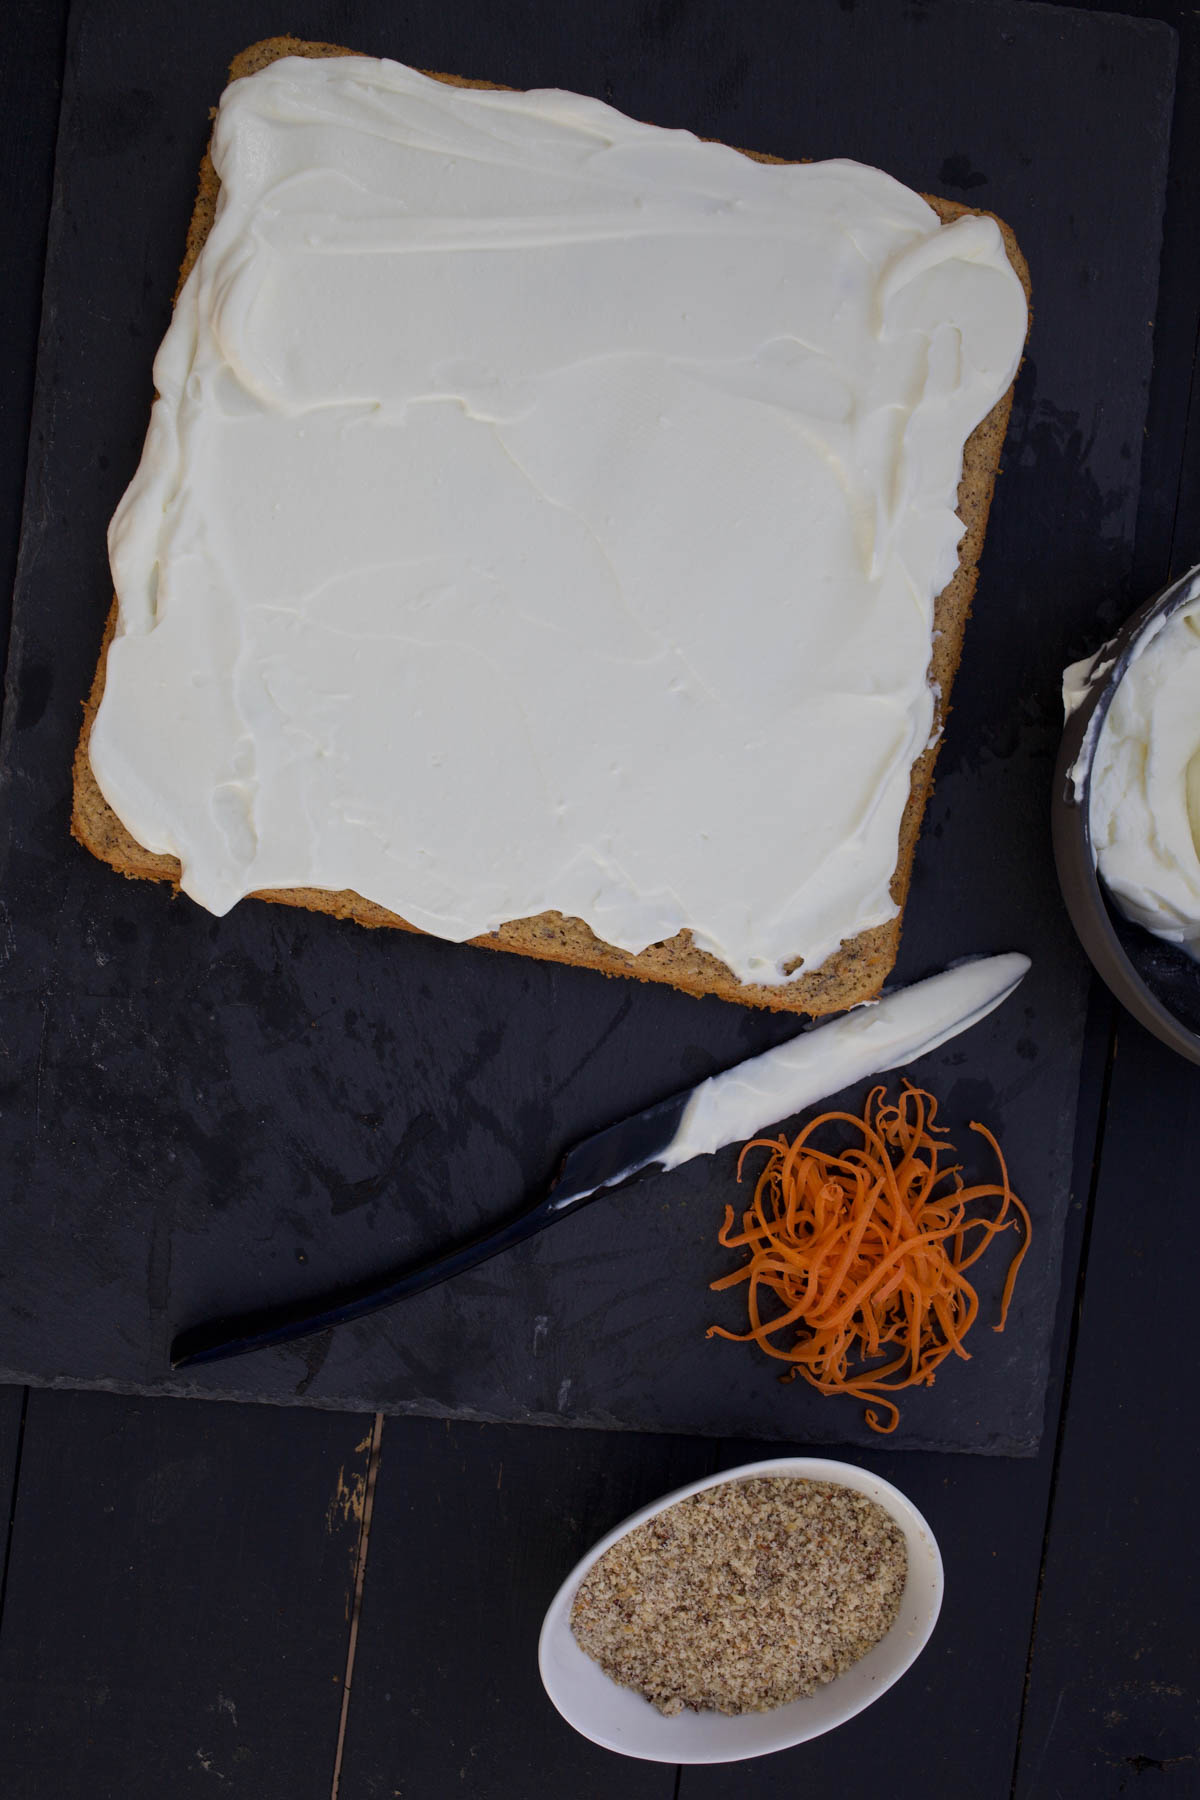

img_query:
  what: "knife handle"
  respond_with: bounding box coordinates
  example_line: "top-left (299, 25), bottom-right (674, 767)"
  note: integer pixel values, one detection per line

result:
top-left (170, 1184), bottom-right (589, 1369)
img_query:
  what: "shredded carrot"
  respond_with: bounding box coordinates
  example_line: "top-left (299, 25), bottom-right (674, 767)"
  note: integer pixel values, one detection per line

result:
top-left (706, 1083), bottom-right (1031, 1435)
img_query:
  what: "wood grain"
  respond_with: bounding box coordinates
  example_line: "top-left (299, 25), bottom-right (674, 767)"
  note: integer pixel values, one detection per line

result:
top-left (337, 1416), bottom-right (714, 1796)
top-left (1, 5), bottom-right (1196, 1799)
top-left (0, 0), bottom-right (67, 735)
top-left (0, 1390), bottom-right (372, 1799)
top-left (1015, 1013), bottom-right (1200, 1787)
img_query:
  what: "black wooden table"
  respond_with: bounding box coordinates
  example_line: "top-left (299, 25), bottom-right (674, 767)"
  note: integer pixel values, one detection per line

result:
top-left (2, 2), bottom-right (1199, 1795)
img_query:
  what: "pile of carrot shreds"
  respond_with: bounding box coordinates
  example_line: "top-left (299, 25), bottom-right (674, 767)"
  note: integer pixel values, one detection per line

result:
top-left (707, 1083), bottom-right (1031, 1434)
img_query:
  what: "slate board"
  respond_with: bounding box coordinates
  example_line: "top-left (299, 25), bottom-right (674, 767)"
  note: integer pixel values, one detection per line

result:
top-left (0, 0), bottom-right (1176, 1451)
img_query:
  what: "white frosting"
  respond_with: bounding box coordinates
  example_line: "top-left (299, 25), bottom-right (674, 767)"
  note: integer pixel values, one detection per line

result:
top-left (661, 952), bottom-right (1030, 1167)
top-left (92, 55), bottom-right (1028, 984)
top-left (1063, 646), bottom-right (1116, 721)
top-left (1061, 643), bottom-right (1118, 803)
top-left (1087, 575), bottom-right (1200, 953)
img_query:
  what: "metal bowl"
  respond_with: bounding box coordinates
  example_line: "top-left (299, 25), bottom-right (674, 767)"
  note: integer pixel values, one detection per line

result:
top-left (1051, 566), bottom-right (1200, 1065)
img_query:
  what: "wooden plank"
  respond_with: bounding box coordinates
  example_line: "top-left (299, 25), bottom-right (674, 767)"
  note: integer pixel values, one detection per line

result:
top-left (1053, 0), bottom-right (1200, 611)
top-left (1015, 1017), bottom-right (1200, 1795)
top-left (1015, 5), bottom-right (1200, 1790)
top-left (0, 1387), bottom-right (28, 1614)
top-left (0, 1389), bottom-right (373, 1799)
top-left (0, 0), bottom-right (68, 707)
top-left (0, 1388), bottom-right (26, 1496)
top-left (336, 1419), bottom-right (712, 1796)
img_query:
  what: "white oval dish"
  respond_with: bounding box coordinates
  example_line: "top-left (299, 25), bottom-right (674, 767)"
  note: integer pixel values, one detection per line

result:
top-left (537, 1455), bottom-right (943, 1764)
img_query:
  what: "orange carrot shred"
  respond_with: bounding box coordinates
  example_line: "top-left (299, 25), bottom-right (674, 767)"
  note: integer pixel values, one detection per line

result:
top-left (706, 1082), bottom-right (1031, 1434)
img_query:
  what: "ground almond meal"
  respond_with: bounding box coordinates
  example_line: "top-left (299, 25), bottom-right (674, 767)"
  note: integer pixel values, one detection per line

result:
top-left (569, 1476), bottom-right (907, 1715)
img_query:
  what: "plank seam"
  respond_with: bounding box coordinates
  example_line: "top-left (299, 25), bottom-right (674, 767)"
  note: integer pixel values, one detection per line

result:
top-left (331, 1411), bottom-right (385, 1800)
top-left (1008, 1002), bottom-right (1118, 1800)
top-left (0, 1386), bottom-right (30, 1632)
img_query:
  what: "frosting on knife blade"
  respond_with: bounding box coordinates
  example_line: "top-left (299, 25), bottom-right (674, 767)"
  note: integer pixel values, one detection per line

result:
top-left (660, 952), bottom-right (1030, 1169)
top-left (551, 952), bottom-right (1030, 1206)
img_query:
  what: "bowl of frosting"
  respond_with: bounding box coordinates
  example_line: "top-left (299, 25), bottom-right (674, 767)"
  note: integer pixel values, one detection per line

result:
top-left (1053, 563), bottom-right (1200, 1063)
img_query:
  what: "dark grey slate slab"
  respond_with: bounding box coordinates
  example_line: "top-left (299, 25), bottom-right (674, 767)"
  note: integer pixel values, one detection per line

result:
top-left (0, 0), bottom-right (1177, 1450)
